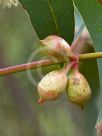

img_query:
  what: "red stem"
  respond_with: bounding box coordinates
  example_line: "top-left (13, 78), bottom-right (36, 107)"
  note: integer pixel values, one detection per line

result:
top-left (0, 59), bottom-right (54, 76)
top-left (71, 37), bottom-right (80, 51)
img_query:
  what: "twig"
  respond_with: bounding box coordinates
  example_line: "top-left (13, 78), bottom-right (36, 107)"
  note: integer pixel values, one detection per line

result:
top-left (71, 23), bottom-right (85, 51)
top-left (0, 52), bottom-right (102, 76)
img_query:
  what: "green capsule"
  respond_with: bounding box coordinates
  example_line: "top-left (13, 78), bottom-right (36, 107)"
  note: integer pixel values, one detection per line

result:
top-left (67, 70), bottom-right (91, 109)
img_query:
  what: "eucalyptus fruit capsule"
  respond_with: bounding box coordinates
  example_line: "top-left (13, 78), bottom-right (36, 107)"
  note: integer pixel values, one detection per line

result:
top-left (40, 35), bottom-right (72, 60)
top-left (67, 65), bottom-right (91, 109)
top-left (37, 64), bottom-right (70, 104)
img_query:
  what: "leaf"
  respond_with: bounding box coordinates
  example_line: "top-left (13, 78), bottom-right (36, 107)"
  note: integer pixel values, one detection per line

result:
top-left (80, 49), bottom-right (100, 136)
top-left (19, 0), bottom-right (74, 44)
top-left (70, 45), bottom-right (100, 136)
top-left (73, 0), bottom-right (102, 135)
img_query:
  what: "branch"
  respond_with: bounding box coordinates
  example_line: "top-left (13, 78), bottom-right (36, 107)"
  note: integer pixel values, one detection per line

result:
top-left (0, 52), bottom-right (102, 76)
top-left (71, 23), bottom-right (85, 51)
top-left (79, 52), bottom-right (102, 60)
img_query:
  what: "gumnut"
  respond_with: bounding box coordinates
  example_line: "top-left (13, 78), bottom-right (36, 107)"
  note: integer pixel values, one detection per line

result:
top-left (37, 64), bottom-right (70, 104)
top-left (40, 35), bottom-right (72, 61)
top-left (67, 63), bottom-right (91, 109)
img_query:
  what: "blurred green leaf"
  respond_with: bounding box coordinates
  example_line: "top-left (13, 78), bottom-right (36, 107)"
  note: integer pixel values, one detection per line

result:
top-left (0, 5), bottom-right (77, 136)
top-left (80, 50), bottom-right (99, 136)
top-left (73, 0), bottom-right (102, 134)
top-left (68, 46), bottom-right (100, 136)
top-left (19, 0), bottom-right (74, 44)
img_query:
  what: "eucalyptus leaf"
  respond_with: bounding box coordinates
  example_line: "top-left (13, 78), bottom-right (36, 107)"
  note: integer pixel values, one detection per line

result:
top-left (73, 0), bottom-right (102, 135)
top-left (19, 0), bottom-right (74, 44)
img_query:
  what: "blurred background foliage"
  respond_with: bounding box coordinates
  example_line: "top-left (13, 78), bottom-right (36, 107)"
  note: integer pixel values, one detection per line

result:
top-left (0, 4), bottom-right (100, 136)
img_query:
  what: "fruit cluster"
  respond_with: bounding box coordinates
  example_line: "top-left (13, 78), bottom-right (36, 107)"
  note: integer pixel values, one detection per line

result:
top-left (37, 35), bottom-right (91, 109)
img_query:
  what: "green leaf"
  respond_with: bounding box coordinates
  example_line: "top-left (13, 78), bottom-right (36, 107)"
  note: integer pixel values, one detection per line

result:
top-left (73, 0), bottom-right (102, 135)
top-left (70, 45), bottom-right (100, 136)
top-left (19, 0), bottom-right (74, 44)
top-left (80, 49), bottom-right (100, 136)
